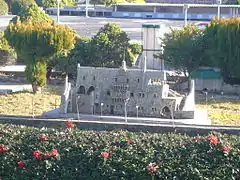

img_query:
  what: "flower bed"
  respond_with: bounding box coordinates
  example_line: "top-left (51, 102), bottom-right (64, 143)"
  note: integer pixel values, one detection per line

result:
top-left (0, 121), bottom-right (239, 179)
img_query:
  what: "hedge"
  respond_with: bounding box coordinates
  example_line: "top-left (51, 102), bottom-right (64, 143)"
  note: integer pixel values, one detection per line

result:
top-left (0, 120), bottom-right (239, 179)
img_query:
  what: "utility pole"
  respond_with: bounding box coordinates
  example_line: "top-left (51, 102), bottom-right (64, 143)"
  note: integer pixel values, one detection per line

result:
top-left (85, 0), bottom-right (89, 17)
top-left (217, 0), bottom-right (222, 19)
top-left (57, 0), bottom-right (60, 24)
top-left (183, 4), bottom-right (189, 26)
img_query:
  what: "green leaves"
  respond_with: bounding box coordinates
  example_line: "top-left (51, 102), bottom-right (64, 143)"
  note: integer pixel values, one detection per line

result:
top-left (61, 23), bottom-right (142, 78)
top-left (11, 0), bottom-right (35, 15)
top-left (204, 18), bottom-right (240, 83)
top-left (159, 24), bottom-right (206, 77)
top-left (41, 0), bottom-right (77, 8)
top-left (0, 124), bottom-right (239, 179)
top-left (5, 4), bottom-right (77, 88)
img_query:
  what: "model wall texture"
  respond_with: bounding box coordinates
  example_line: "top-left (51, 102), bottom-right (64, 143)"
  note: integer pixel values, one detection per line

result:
top-left (70, 65), bottom-right (182, 118)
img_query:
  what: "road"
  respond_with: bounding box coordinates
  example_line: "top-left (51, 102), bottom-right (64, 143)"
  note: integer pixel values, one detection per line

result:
top-left (0, 15), bottom-right (206, 41)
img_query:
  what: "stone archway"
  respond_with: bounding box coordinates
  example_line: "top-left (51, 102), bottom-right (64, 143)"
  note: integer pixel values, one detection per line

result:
top-left (87, 86), bottom-right (95, 95)
top-left (161, 106), bottom-right (172, 119)
top-left (77, 85), bottom-right (86, 94)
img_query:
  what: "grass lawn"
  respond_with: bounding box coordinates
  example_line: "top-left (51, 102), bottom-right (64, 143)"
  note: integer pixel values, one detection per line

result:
top-left (0, 85), bottom-right (62, 116)
top-left (0, 86), bottom-right (240, 126)
top-left (196, 97), bottom-right (240, 126)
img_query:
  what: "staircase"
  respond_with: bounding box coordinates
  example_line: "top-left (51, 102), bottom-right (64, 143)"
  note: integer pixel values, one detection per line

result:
top-left (168, 89), bottom-right (184, 97)
top-left (179, 97), bottom-right (187, 111)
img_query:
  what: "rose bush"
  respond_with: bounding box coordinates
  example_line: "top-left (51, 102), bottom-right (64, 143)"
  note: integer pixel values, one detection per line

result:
top-left (0, 123), bottom-right (239, 179)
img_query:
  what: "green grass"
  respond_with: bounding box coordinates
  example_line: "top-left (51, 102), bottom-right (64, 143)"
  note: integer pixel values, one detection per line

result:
top-left (0, 87), bottom-right (240, 125)
top-left (196, 98), bottom-right (240, 126)
top-left (0, 85), bottom-right (62, 116)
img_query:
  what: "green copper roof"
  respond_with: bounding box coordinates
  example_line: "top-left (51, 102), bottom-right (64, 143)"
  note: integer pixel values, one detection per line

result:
top-left (190, 69), bottom-right (221, 79)
top-left (142, 24), bottom-right (160, 28)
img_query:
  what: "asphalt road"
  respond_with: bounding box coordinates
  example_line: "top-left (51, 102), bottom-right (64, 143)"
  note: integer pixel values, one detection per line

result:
top-left (0, 15), bottom-right (205, 41)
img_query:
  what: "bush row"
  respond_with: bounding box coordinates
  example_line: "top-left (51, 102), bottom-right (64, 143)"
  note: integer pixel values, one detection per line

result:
top-left (0, 121), bottom-right (239, 180)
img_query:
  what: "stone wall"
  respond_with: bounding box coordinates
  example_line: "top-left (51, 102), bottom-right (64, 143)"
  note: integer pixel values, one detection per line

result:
top-left (72, 65), bottom-right (180, 118)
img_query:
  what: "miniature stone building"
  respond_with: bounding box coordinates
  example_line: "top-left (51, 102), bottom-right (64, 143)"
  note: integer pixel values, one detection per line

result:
top-left (60, 59), bottom-right (195, 119)
top-left (60, 23), bottom-right (196, 119)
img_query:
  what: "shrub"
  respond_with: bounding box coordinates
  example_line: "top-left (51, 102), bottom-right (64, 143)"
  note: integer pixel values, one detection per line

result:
top-left (0, 0), bottom-right (8, 15)
top-left (0, 123), bottom-right (239, 179)
top-left (11, 0), bottom-right (35, 15)
top-left (0, 30), bottom-right (16, 66)
top-left (41, 0), bottom-right (77, 8)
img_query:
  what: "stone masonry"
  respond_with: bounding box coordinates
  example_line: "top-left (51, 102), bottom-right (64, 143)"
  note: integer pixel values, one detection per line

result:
top-left (60, 59), bottom-right (195, 119)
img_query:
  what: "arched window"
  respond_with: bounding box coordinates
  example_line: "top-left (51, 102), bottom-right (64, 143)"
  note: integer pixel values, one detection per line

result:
top-left (87, 86), bottom-right (95, 95)
top-left (161, 106), bottom-right (171, 119)
top-left (77, 85), bottom-right (86, 94)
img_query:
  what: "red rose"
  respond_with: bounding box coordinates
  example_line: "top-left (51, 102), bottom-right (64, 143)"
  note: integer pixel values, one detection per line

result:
top-left (33, 150), bottom-right (42, 160)
top-left (39, 135), bottom-right (48, 141)
top-left (221, 146), bottom-right (231, 153)
top-left (50, 149), bottom-right (58, 157)
top-left (0, 144), bottom-right (8, 153)
top-left (147, 162), bottom-right (159, 174)
top-left (207, 135), bottom-right (220, 145)
top-left (16, 161), bottom-right (25, 169)
top-left (126, 140), bottom-right (133, 144)
top-left (65, 119), bottom-right (75, 128)
top-left (101, 152), bottom-right (110, 159)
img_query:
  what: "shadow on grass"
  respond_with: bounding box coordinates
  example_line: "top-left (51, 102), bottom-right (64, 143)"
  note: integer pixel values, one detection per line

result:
top-left (43, 85), bottom-right (64, 96)
top-left (196, 98), bottom-right (240, 105)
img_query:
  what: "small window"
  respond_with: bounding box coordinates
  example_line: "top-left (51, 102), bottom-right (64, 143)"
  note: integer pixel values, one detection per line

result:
top-left (127, 78), bottom-right (129, 83)
top-left (155, 108), bottom-right (157, 111)
top-left (107, 91), bottom-right (111, 96)
top-left (142, 93), bottom-right (145, 98)
top-left (83, 76), bottom-right (85, 80)
top-left (130, 92), bottom-right (134, 97)
top-left (152, 108), bottom-right (154, 111)
top-left (115, 78), bottom-right (117, 82)
top-left (137, 79), bottom-right (140, 83)
top-left (93, 76), bottom-right (95, 80)
top-left (121, 105), bottom-right (123, 108)
top-left (96, 95), bottom-right (98, 99)
top-left (139, 93), bottom-right (141, 97)
top-left (153, 94), bottom-right (157, 98)
top-left (107, 105), bottom-right (109, 108)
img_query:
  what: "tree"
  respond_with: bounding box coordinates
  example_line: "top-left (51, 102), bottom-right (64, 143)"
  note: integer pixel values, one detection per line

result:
top-left (0, 0), bottom-right (8, 15)
top-left (40, 0), bottom-right (77, 8)
top-left (129, 42), bottom-right (142, 55)
top-left (204, 17), bottom-right (240, 84)
top-left (59, 24), bottom-right (141, 79)
top-left (11, 2), bottom-right (54, 23)
top-left (0, 30), bottom-right (16, 66)
top-left (90, 23), bottom-right (131, 67)
top-left (11, 0), bottom-right (35, 15)
top-left (159, 24), bottom-right (207, 77)
top-left (5, 4), bottom-right (77, 93)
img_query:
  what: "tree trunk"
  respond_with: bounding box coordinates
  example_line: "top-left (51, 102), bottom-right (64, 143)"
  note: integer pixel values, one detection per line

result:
top-left (46, 67), bottom-right (52, 80)
top-left (32, 84), bottom-right (42, 94)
